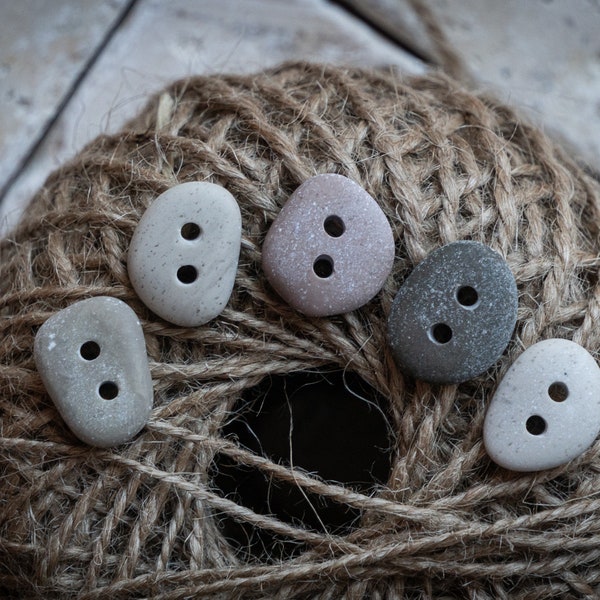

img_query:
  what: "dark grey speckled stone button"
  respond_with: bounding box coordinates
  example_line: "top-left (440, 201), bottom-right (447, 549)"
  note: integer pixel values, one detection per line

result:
top-left (262, 174), bottom-right (394, 317)
top-left (388, 241), bottom-right (517, 384)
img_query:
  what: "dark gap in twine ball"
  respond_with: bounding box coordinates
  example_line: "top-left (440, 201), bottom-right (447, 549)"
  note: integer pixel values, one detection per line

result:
top-left (211, 369), bottom-right (394, 562)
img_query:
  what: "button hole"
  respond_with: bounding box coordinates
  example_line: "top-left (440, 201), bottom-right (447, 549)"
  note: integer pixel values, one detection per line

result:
top-left (177, 265), bottom-right (198, 284)
top-left (323, 215), bottom-right (345, 238)
top-left (80, 341), bottom-right (100, 361)
top-left (456, 285), bottom-right (479, 308)
top-left (429, 323), bottom-right (453, 345)
top-left (181, 222), bottom-right (201, 240)
top-left (313, 255), bottom-right (334, 279)
top-left (98, 381), bottom-right (119, 400)
top-left (526, 415), bottom-right (546, 435)
top-left (548, 381), bottom-right (568, 402)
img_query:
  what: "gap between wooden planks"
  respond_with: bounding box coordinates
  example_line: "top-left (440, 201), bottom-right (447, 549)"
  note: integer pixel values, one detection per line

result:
top-left (0, 0), bottom-right (425, 236)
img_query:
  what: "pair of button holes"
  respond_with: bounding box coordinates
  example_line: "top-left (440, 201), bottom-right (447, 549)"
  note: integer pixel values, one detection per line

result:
top-left (177, 222), bottom-right (202, 284)
top-left (525, 381), bottom-right (569, 436)
top-left (428, 285), bottom-right (480, 345)
top-left (79, 341), bottom-right (119, 400)
top-left (313, 215), bottom-right (345, 279)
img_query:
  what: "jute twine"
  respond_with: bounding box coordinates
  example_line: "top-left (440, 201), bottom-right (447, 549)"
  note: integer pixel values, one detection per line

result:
top-left (2, 62), bottom-right (600, 599)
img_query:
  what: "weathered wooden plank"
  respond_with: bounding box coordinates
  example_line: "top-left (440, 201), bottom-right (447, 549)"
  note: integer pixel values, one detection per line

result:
top-left (0, 0), bottom-right (132, 199)
top-left (0, 0), bottom-right (425, 235)
top-left (340, 0), bottom-right (600, 170)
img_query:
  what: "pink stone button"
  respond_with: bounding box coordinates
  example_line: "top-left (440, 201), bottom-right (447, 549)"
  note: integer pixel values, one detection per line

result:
top-left (262, 174), bottom-right (394, 317)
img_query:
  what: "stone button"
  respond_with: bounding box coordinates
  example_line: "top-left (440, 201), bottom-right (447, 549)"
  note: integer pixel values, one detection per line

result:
top-left (34, 296), bottom-right (153, 447)
top-left (484, 339), bottom-right (600, 471)
top-left (128, 181), bottom-right (242, 327)
top-left (387, 241), bottom-right (517, 384)
top-left (262, 174), bottom-right (395, 317)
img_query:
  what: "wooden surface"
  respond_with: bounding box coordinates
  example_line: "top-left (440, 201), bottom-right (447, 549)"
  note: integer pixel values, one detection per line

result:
top-left (0, 0), bottom-right (130, 199)
top-left (1, 0), bottom-right (599, 236)
top-left (342, 0), bottom-right (600, 167)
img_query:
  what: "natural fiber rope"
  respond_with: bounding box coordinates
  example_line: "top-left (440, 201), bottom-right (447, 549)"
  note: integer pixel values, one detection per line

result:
top-left (2, 61), bottom-right (600, 598)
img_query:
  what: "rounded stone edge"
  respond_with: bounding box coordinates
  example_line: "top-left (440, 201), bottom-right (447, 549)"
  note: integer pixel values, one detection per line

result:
top-left (387, 240), bottom-right (518, 384)
top-left (262, 173), bottom-right (395, 317)
top-left (127, 181), bottom-right (242, 327)
top-left (34, 296), bottom-right (154, 448)
top-left (483, 338), bottom-right (600, 472)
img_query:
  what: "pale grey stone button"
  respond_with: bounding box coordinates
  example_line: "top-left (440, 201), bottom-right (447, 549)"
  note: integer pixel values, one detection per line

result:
top-left (128, 181), bottom-right (242, 327)
top-left (387, 241), bottom-right (517, 383)
top-left (262, 174), bottom-right (395, 317)
top-left (34, 296), bottom-right (153, 447)
top-left (484, 338), bottom-right (600, 472)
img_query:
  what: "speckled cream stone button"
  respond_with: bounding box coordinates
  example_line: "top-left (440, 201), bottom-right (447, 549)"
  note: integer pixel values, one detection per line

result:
top-left (128, 181), bottom-right (242, 327)
top-left (34, 296), bottom-right (153, 447)
top-left (484, 339), bottom-right (600, 472)
top-left (262, 174), bottom-right (394, 316)
top-left (388, 241), bottom-right (517, 383)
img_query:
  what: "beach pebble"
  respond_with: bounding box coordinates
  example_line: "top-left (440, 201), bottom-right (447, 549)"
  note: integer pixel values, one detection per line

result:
top-left (34, 296), bottom-right (153, 447)
top-left (262, 174), bottom-right (394, 316)
top-left (484, 338), bottom-right (600, 472)
top-left (128, 181), bottom-right (241, 327)
top-left (387, 241), bottom-right (517, 383)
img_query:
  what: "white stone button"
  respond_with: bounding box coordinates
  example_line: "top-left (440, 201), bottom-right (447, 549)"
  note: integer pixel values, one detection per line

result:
top-left (483, 338), bottom-right (600, 471)
top-left (34, 296), bottom-right (153, 447)
top-left (262, 174), bottom-right (395, 317)
top-left (128, 181), bottom-right (242, 327)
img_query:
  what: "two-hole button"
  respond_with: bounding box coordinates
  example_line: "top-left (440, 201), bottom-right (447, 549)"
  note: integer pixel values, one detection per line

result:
top-left (262, 174), bottom-right (395, 317)
top-left (484, 338), bottom-right (600, 472)
top-left (33, 296), bottom-right (153, 447)
top-left (388, 241), bottom-right (518, 384)
top-left (127, 181), bottom-right (242, 327)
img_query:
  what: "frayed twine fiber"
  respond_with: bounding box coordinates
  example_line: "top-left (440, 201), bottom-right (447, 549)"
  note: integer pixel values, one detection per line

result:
top-left (2, 61), bottom-right (600, 599)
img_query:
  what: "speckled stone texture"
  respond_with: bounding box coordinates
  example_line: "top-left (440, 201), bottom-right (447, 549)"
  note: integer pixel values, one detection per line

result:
top-left (128, 181), bottom-right (241, 327)
top-left (388, 241), bottom-right (517, 383)
top-left (34, 296), bottom-right (153, 447)
top-left (262, 173), bottom-right (394, 316)
top-left (484, 338), bottom-right (600, 472)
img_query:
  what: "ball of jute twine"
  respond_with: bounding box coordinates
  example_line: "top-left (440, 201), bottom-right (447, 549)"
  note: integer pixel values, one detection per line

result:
top-left (2, 61), bottom-right (600, 599)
